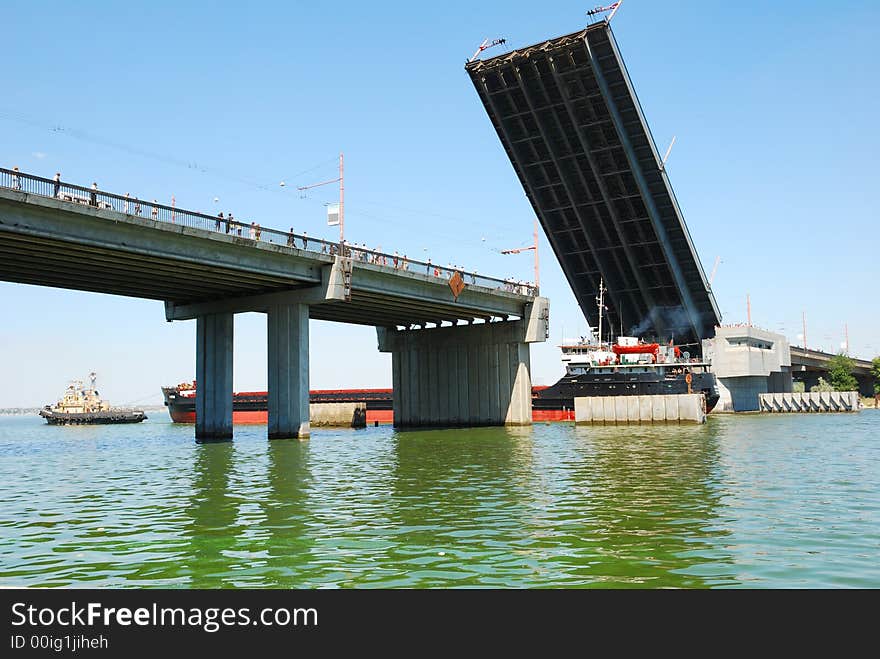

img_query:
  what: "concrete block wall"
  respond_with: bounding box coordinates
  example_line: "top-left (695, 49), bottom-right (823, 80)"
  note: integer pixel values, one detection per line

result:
top-left (309, 402), bottom-right (368, 427)
top-left (758, 391), bottom-right (860, 413)
top-left (575, 394), bottom-right (706, 424)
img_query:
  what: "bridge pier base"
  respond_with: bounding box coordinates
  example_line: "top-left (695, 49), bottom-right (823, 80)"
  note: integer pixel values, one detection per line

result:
top-left (378, 319), bottom-right (538, 428)
top-left (267, 303), bottom-right (310, 439)
top-left (195, 312), bottom-right (234, 442)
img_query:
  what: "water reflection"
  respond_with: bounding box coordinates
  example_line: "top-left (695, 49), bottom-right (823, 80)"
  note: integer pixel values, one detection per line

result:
top-left (260, 440), bottom-right (314, 586)
top-left (386, 426), bottom-right (538, 587)
top-left (183, 442), bottom-right (241, 587)
top-left (566, 422), bottom-right (736, 587)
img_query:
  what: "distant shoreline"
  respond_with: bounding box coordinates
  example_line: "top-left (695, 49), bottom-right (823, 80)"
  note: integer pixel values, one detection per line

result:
top-left (1, 405), bottom-right (166, 416)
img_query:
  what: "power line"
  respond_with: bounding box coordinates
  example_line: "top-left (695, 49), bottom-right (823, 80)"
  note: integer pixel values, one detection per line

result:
top-left (1, 111), bottom-right (536, 273)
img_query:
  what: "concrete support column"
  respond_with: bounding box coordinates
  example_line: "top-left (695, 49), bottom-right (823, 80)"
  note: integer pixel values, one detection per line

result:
top-left (267, 303), bottom-right (310, 439)
top-left (195, 313), bottom-right (234, 442)
top-left (507, 342), bottom-right (532, 425)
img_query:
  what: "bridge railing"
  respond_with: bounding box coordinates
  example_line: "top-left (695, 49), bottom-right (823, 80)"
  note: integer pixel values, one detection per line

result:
top-left (0, 167), bottom-right (537, 297)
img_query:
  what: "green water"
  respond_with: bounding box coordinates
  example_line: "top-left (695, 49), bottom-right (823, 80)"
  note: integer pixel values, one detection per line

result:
top-left (0, 412), bottom-right (877, 588)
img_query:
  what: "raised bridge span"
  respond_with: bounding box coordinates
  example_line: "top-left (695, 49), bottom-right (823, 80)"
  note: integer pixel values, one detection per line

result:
top-left (0, 168), bottom-right (549, 440)
top-left (466, 20), bottom-right (720, 350)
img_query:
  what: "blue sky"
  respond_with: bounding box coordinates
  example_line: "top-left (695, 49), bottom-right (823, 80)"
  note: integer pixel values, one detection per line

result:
top-left (1, 1), bottom-right (878, 406)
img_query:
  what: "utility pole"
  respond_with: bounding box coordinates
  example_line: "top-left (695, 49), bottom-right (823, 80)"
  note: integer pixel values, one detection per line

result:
top-left (709, 256), bottom-right (721, 286)
top-left (500, 219), bottom-right (540, 291)
top-left (297, 152), bottom-right (345, 248)
top-left (802, 311), bottom-right (807, 351)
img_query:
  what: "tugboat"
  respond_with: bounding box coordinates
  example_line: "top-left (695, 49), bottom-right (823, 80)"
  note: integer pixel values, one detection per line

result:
top-left (39, 373), bottom-right (147, 425)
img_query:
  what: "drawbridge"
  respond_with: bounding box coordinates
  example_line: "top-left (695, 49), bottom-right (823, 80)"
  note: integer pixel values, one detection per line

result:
top-left (466, 20), bottom-right (720, 349)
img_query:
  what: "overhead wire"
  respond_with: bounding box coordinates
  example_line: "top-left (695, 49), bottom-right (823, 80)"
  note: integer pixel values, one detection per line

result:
top-left (1, 111), bottom-right (536, 274)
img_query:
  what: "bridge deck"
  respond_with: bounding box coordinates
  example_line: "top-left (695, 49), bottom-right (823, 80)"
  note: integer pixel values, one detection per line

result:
top-left (466, 21), bottom-right (720, 348)
top-left (0, 170), bottom-right (536, 328)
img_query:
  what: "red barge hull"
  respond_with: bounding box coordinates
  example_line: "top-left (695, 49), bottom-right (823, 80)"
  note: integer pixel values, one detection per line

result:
top-left (162, 384), bottom-right (575, 425)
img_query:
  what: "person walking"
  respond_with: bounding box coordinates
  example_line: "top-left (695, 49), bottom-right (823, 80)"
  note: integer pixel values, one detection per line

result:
top-left (11, 166), bottom-right (20, 190)
top-left (249, 222), bottom-right (256, 240)
top-left (254, 223), bottom-right (261, 241)
top-left (226, 213), bottom-right (233, 234)
top-left (302, 231), bottom-right (308, 250)
top-left (287, 228), bottom-right (295, 247)
top-left (90, 182), bottom-right (98, 207)
top-left (53, 172), bottom-right (61, 198)
top-left (151, 200), bottom-right (158, 220)
top-left (426, 258), bottom-right (432, 275)
top-left (216, 211), bottom-right (224, 231)
top-left (124, 193), bottom-right (131, 214)
top-left (393, 251), bottom-right (399, 269)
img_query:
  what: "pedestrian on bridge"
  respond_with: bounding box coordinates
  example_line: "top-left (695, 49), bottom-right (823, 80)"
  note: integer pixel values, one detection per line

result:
top-left (227, 213), bottom-right (234, 233)
top-left (124, 193), bottom-right (131, 214)
top-left (90, 182), bottom-right (98, 207)
top-left (11, 166), bottom-right (20, 190)
top-left (151, 200), bottom-right (158, 220)
top-left (53, 172), bottom-right (61, 198)
top-left (216, 211), bottom-right (224, 231)
top-left (249, 222), bottom-right (256, 240)
top-left (255, 224), bottom-right (262, 241)
top-left (287, 228), bottom-right (295, 247)
top-left (302, 232), bottom-right (308, 250)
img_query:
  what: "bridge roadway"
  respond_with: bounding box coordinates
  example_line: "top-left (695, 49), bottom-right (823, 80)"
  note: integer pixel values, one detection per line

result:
top-left (0, 168), bottom-right (549, 440)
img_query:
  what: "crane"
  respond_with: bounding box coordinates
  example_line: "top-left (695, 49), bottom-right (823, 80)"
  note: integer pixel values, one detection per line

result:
top-left (500, 219), bottom-right (540, 290)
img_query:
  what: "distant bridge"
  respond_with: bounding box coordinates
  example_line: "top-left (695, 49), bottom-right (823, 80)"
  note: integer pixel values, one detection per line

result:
top-left (790, 346), bottom-right (875, 397)
top-left (0, 168), bottom-right (549, 440)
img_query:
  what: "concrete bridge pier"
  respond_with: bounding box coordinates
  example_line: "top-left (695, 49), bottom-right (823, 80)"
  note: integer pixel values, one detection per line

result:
top-left (377, 297), bottom-right (548, 429)
top-left (267, 303), bottom-right (310, 439)
top-left (195, 312), bottom-right (234, 442)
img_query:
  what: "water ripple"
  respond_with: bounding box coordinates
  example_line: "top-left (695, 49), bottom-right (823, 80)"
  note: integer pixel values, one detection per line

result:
top-left (0, 411), bottom-right (878, 587)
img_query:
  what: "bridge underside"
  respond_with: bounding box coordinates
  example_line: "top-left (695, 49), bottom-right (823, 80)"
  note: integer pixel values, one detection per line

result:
top-left (790, 347), bottom-right (876, 398)
top-left (466, 22), bottom-right (720, 349)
